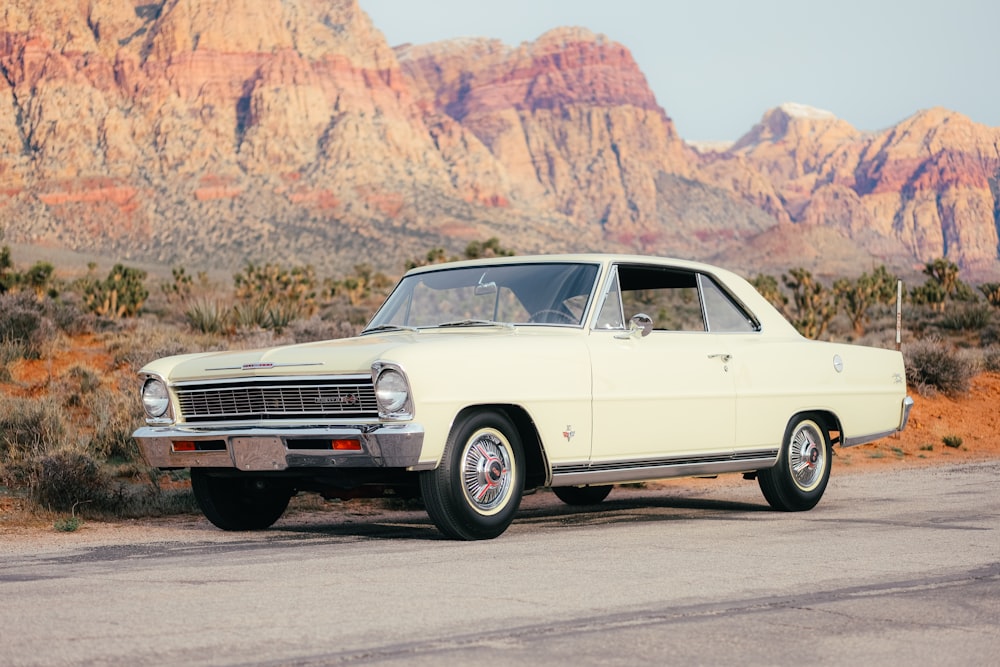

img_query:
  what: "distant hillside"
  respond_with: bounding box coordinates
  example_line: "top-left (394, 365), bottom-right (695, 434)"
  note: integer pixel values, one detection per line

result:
top-left (1, 0), bottom-right (998, 279)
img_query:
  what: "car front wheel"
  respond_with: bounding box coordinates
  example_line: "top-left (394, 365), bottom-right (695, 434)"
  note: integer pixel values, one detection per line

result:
top-left (190, 469), bottom-right (293, 530)
top-left (420, 410), bottom-right (525, 540)
top-left (757, 415), bottom-right (831, 511)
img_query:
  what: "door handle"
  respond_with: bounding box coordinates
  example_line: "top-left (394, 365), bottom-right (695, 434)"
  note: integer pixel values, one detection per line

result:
top-left (708, 353), bottom-right (732, 363)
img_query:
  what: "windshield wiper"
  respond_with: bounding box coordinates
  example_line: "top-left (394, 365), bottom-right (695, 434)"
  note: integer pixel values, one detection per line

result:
top-left (361, 324), bottom-right (419, 335)
top-left (437, 319), bottom-right (512, 329)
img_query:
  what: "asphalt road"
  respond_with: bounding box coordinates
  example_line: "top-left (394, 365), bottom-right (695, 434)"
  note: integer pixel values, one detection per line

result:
top-left (2, 463), bottom-right (997, 666)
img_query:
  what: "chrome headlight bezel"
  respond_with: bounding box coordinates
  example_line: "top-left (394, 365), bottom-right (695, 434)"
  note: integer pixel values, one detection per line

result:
top-left (140, 376), bottom-right (173, 424)
top-left (372, 362), bottom-right (413, 420)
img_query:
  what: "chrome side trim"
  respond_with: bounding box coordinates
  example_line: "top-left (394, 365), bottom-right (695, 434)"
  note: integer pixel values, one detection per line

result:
top-left (842, 430), bottom-right (897, 448)
top-left (550, 449), bottom-right (779, 487)
top-left (132, 423), bottom-right (425, 471)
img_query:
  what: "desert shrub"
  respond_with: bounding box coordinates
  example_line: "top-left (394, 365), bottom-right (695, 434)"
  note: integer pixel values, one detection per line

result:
top-left (55, 365), bottom-right (103, 411)
top-left (0, 396), bottom-right (65, 466)
top-left (103, 318), bottom-right (224, 371)
top-left (286, 317), bottom-right (358, 344)
top-left (185, 298), bottom-right (234, 334)
top-left (939, 304), bottom-right (992, 331)
top-left (88, 386), bottom-right (144, 462)
top-left (983, 347), bottom-right (1000, 373)
top-left (942, 435), bottom-right (964, 449)
top-left (0, 291), bottom-right (57, 359)
top-left (106, 479), bottom-right (199, 519)
top-left (233, 262), bottom-right (317, 331)
top-left (0, 338), bottom-right (29, 374)
top-left (47, 295), bottom-right (95, 336)
top-left (31, 451), bottom-right (116, 513)
top-left (904, 338), bottom-right (977, 396)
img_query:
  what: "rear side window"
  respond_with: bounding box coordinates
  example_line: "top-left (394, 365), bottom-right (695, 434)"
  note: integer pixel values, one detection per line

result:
top-left (699, 275), bottom-right (758, 332)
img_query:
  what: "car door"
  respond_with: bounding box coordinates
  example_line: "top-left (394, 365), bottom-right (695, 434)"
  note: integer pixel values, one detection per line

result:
top-left (587, 264), bottom-right (737, 464)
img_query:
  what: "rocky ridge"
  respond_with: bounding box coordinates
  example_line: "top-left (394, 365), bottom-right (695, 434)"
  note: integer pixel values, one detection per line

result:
top-left (0, 0), bottom-right (997, 277)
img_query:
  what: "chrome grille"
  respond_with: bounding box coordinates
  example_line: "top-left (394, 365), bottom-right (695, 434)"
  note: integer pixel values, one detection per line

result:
top-left (176, 376), bottom-right (378, 422)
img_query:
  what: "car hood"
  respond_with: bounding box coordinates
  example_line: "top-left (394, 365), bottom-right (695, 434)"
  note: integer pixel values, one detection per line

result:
top-left (141, 333), bottom-right (425, 382)
top-left (140, 328), bottom-right (523, 382)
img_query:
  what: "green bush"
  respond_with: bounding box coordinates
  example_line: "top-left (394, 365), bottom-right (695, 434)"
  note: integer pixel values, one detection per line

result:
top-left (942, 435), bottom-right (963, 449)
top-left (904, 339), bottom-right (976, 396)
top-left (81, 263), bottom-right (149, 318)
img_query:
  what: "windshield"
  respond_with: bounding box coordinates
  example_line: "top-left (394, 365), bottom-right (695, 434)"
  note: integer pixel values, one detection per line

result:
top-left (364, 262), bottom-right (600, 331)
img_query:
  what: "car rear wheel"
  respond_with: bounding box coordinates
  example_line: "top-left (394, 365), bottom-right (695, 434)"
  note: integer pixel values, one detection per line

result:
top-left (190, 469), bottom-right (293, 530)
top-left (420, 410), bottom-right (524, 540)
top-left (552, 485), bottom-right (613, 505)
top-left (757, 415), bottom-right (831, 511)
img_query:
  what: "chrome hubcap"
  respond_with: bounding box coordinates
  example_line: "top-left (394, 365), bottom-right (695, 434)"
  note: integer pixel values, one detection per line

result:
top-left (789, 423), bottom-right (826, 492)
top-left (461, 429), bottom-right (514, 514)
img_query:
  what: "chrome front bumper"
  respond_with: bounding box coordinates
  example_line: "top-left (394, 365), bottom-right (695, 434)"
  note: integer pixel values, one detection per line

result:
top-left (132, 423), bottom-right (426, 471)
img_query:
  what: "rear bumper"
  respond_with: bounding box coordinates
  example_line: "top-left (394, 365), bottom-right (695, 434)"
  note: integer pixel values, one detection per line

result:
top-left (899, 395), bottom-right (915, 431)
top-left (132, 423), bottom-right (426, 471)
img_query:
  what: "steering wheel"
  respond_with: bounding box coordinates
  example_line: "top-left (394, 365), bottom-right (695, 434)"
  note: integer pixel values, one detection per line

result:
top-left (528, 309), bottom-right (577, 324)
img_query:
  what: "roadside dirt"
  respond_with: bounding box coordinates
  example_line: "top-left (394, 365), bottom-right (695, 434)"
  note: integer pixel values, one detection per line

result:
top-left (837, 371), bottom-right (1000, 468)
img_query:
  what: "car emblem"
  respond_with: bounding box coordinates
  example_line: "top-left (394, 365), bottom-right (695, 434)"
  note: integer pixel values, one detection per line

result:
top-left (316, 395), bottom-right (359, 406)
top-left (563, 425), bottom-right (575, 442)
top-left (205, 362), bottom-right (324, 371)
top-left (242, 362), bottom-right (274, 370)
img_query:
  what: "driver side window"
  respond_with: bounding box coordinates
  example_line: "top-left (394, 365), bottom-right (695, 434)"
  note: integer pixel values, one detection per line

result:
top-left (617, 265), bottom-right (705, 332)
top-left (593, 264), bottom-right (758, 333)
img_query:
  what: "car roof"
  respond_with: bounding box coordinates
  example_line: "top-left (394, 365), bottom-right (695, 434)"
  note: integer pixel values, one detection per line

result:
top-left (402, 254), bottom-right (723, 276)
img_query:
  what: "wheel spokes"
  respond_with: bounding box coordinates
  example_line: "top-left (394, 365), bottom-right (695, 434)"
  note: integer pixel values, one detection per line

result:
top-left (790, 426), bottom-right (824, 489)
top-left (462, 431), bottom-right (512, 511)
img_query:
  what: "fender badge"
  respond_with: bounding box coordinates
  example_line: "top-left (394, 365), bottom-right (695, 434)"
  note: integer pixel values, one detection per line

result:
top-left (563, 425), bottom-right (576, 442)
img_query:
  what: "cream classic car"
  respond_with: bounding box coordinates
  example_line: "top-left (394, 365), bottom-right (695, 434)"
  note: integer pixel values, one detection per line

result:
top-left (133, 254), bottom-right (912, 540)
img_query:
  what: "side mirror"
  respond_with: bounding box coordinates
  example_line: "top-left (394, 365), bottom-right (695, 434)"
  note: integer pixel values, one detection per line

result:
top-left (631, 313), bottom-right (653, 337)
top-left (615, 313), bottom-right (653, 339)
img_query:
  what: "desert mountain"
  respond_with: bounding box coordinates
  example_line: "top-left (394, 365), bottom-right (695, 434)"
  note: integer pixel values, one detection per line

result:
top-left (1, 0), bottom-right (998, 278)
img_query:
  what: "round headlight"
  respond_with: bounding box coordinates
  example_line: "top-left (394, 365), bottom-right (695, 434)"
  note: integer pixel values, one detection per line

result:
top-left (375, 369), bottom-right (409, 414)
top-left (141, 378), bottom-right (170, 418)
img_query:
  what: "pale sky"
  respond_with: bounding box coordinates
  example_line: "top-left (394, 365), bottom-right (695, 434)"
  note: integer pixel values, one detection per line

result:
top-left (359, 0), bottom-right (997, 142)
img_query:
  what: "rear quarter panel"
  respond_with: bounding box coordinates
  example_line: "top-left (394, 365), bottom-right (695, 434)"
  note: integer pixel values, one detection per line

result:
top-left (732, 335), bottom-right (907, 450)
